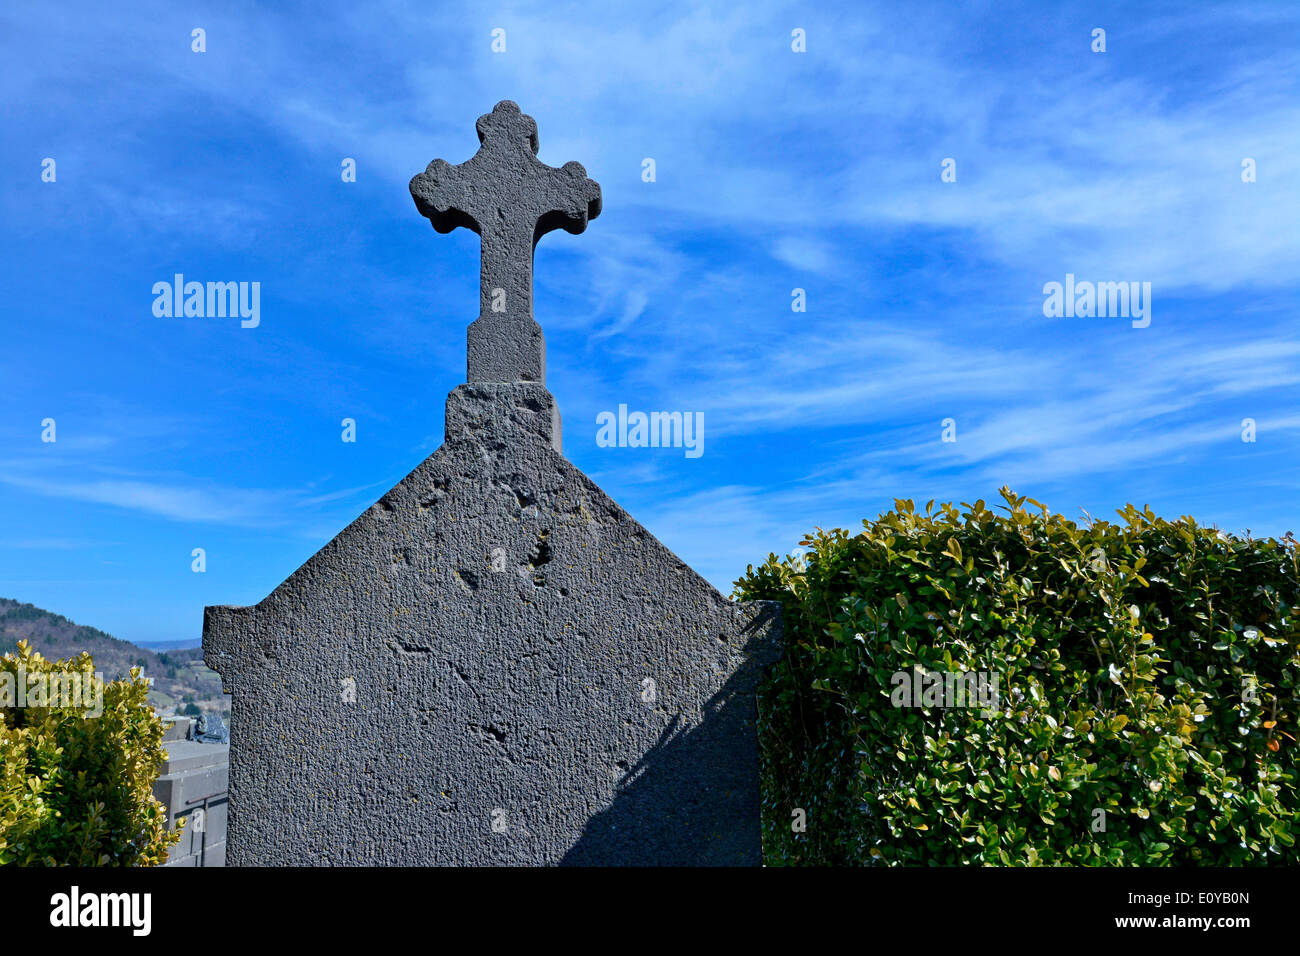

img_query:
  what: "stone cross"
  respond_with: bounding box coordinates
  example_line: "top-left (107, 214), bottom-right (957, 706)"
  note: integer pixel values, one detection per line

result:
top-left (410, 100), bottom-right (602, 385)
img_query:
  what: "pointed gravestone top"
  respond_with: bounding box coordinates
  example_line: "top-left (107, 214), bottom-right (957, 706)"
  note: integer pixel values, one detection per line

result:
top-left (410, 100), bottom-right (601, 385)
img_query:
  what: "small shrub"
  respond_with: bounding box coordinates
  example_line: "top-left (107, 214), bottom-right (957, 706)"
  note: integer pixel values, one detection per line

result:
top-left (0, 641), bottom-right (180, 865)
top-left (736, 488), bottom-right (1299, 865)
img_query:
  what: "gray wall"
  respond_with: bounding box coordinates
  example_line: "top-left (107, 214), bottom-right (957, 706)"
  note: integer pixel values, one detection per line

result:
top-left (152, 718), bottom-right (228, 867)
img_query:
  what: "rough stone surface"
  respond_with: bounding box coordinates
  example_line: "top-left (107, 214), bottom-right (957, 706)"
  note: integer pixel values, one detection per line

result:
top-left (205, 385), bottom-right (782, 864)
top-left (203, 102), bottom-right (783, 866)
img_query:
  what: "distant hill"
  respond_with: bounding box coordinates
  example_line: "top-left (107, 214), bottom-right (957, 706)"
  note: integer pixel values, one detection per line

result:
top-left (137, 638), bottom-right (203, 651)
top-left (0, 598), bottom-right (228, 718)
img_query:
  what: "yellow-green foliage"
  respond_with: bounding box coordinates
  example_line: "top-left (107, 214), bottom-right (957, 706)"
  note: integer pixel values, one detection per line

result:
top-left (0, 641), bottom-right (180, 865)
top-left (736, 488), bottom-right (1300, 865)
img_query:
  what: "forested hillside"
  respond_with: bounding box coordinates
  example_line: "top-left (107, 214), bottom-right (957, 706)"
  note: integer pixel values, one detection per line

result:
top-left (0, 598), bottom-right (227, 718)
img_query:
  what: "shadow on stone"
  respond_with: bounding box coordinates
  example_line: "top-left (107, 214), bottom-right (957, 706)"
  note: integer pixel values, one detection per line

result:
top-left (562, 606), bottom-right (780, 866)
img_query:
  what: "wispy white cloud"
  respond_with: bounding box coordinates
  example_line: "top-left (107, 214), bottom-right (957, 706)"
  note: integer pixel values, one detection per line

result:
top-left (0, 538), bottom-right (120, 550)
top-left (771, 237), bottom-right (834, 273)
top-left (1, 474), bottom-right (300, 526)
top-left (17, 2), bottom-right (1294, 291)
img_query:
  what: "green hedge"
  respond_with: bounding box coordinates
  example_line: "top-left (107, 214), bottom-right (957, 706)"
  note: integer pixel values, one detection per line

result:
top-left (0, 641), bottom-right (179, 865)
top-left (735, 489), bottom-right (1299, 865)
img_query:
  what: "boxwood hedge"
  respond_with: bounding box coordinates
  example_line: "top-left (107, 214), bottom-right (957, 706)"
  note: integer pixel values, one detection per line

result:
top-left (735, 488), bottom-right (1298, 865)
top-left (0, 641), bottom-right (179, 865)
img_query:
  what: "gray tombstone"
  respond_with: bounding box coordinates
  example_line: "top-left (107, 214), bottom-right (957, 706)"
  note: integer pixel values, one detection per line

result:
top-left (203, 100), bottom-right (783, 865)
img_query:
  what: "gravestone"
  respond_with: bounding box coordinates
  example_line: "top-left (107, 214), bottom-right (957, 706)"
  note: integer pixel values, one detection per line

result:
top-left (203, 100), bottom-right (783, 865)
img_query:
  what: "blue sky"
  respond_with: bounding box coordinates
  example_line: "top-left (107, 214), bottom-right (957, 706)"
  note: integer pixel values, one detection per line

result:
top-left (1, 1), bottom-right (1297, 644)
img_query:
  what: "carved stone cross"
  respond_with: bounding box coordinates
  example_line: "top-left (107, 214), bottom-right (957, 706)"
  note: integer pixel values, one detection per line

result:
top-left (410, 100), bottom-right (602, 384)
